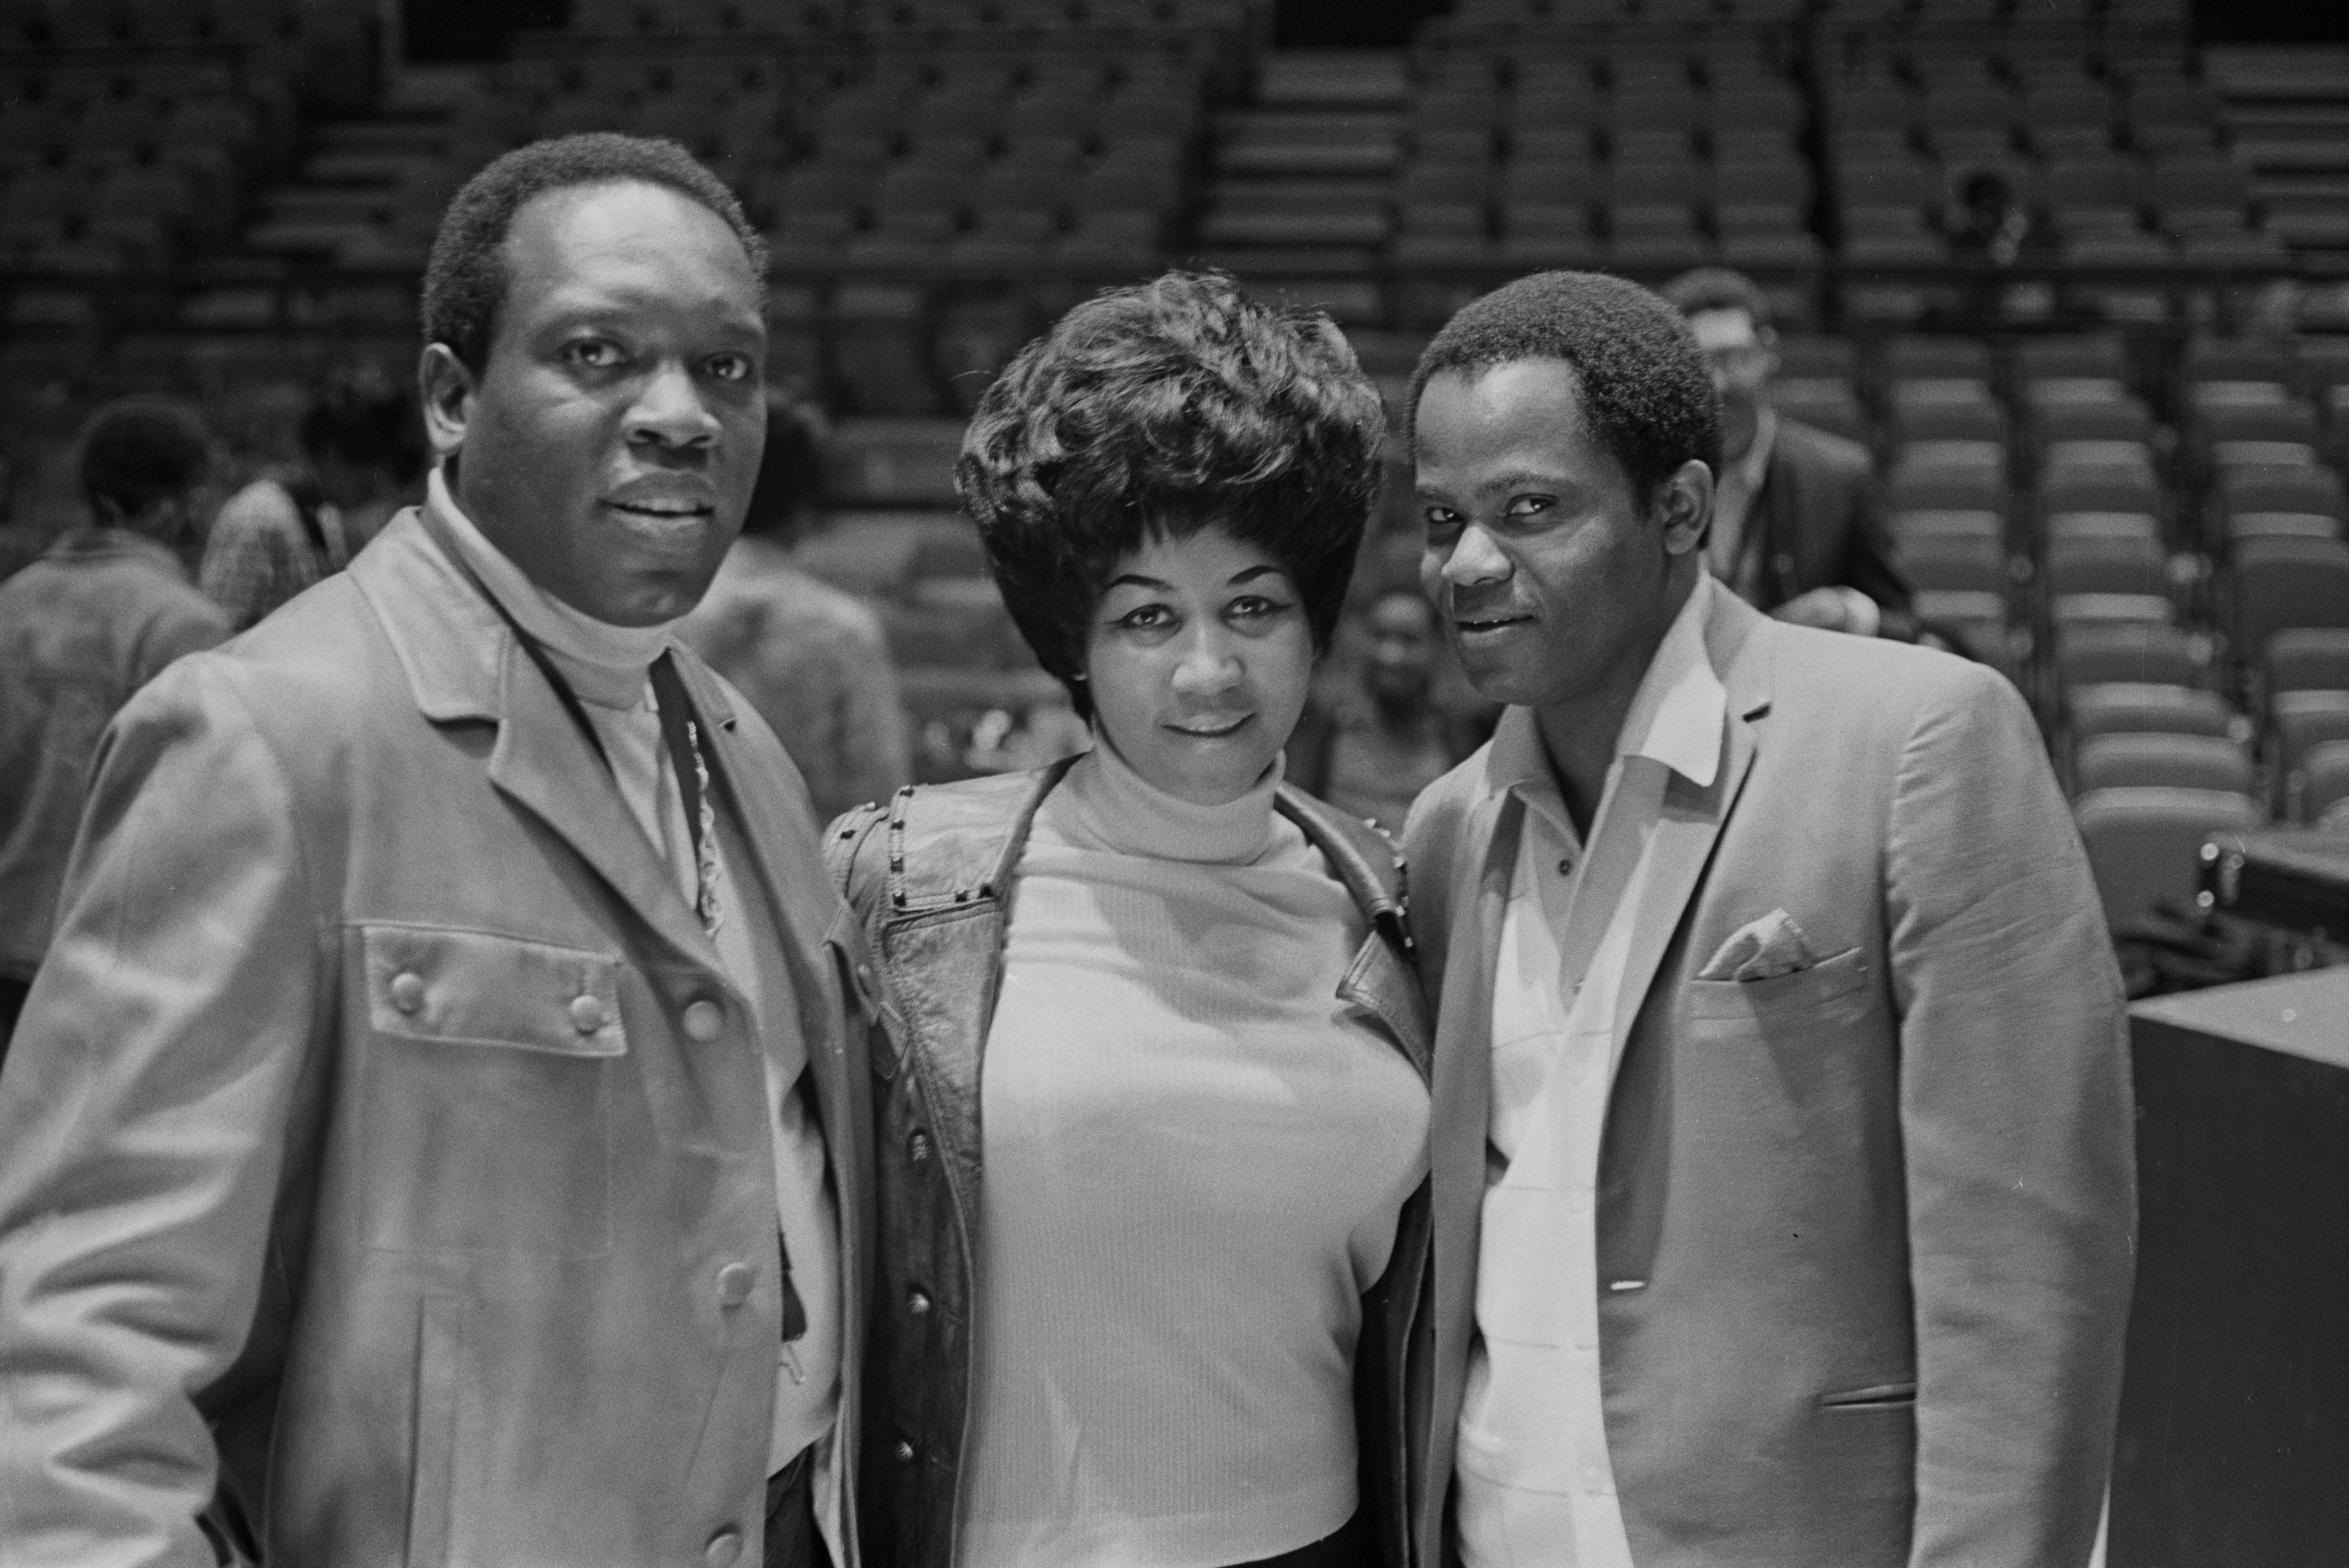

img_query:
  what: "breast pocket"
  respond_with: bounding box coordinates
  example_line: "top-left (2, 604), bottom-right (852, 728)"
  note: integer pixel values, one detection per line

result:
top-left (354, 924), bottom-right (627, 1258)
top-left (1684, 945), bottom-right (1871, 1028)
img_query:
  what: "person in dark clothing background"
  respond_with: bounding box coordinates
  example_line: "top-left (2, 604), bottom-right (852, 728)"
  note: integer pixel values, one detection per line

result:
top-left (0, 398), bottom-right (229, 1062)
top-left (1659, 268), bottom-right (1918, 642)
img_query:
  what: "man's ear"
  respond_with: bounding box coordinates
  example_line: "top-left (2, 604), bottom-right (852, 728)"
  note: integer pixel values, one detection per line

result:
top-left (418, 344), bottom-right (475, 461)
top-left (1658, 458), bottom-right (1713, 558)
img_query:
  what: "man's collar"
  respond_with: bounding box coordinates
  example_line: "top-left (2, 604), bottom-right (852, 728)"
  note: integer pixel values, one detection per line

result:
top-left (1485, 573), bottom-right (1728, 805)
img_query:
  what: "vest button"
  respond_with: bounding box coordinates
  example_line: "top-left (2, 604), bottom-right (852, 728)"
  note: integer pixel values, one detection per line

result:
top-left (683, 998), bottom-right (725, 1041)
top-left (906, 1288), bottom-right (931, 1316)
top-left (716, 1262), bottom-right (754, 1308)
top-left (892, 1439), bottom-right (917, 1464)
top-left (705, 1528), bottom-right (742, 1567)
top-left (389, 972), bottom-right (425, 1015)
top-left (569, 994), bottom-right (606, 1034)
top-left (907, 1130), bottom-right (931, 1165)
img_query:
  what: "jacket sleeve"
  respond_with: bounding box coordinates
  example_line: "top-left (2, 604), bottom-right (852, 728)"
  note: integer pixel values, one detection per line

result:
top-left (0, 659), bottom-right (325, 1568)
top-left (1884, 662), bottom-right (2135, 1568)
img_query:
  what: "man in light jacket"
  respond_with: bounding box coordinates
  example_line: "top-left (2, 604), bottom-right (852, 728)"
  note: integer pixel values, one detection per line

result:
top-left (0, 134), bottom-right (871, 1568)
top-left (1402, 270), bottom-right (2133, 1568)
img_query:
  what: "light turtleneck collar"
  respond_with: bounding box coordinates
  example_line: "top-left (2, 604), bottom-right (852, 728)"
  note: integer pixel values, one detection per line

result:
top-left (429, 464), bottom-right (676, 710)
top-left (1045, 735), bottom-right (1284, 866)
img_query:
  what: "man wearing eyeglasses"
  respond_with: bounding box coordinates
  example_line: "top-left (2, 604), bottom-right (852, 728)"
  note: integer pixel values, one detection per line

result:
top-left (1659, 268), bottom-right (1917, 641)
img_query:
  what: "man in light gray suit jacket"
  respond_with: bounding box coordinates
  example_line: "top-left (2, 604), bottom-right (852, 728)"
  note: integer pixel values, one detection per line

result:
top-left (1401, 271), bottom-right (2134, 1568)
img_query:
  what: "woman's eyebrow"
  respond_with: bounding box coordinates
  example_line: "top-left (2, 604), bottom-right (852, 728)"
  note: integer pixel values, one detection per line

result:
top-left (1227, 565), bottom-right (1287, 586)
top-left (1105, 572), bottom-right (1173, 592)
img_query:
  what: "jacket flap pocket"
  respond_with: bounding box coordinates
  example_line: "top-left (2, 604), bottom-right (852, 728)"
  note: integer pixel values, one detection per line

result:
top-left (363, 924), bottom-right (626, 1056)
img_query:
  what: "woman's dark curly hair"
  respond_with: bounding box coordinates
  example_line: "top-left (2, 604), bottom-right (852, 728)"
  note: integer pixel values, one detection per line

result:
top-left (957, 271), bottom-right (1386, 719)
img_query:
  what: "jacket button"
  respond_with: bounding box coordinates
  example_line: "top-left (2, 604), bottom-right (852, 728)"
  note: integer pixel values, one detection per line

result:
top-left (389, 971), bottom-right (425, 1014)
top-left (705, 1527), bottom-right (742, 1566)
top-left (907, 1130), bottom-right (931, 1165)
top-left (906, 1288), bottom-right (931, 1316)
top-left (569, 994), bottom-right (606, 1034)
top-left (682, 998), bottom-right (725, 1041)
top-left (892, 1439), bottom-right (917, 1464)
top-left (716, 1262), bottom-right (754, 1308)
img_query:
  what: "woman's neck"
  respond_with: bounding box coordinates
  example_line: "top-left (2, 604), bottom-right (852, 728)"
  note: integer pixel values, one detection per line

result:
top-left (1045, 737), bottom-right (1282, 866)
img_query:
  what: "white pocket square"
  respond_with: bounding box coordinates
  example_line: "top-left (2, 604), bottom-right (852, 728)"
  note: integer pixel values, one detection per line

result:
top-left (1698, 909), bottom-right (1822, 982)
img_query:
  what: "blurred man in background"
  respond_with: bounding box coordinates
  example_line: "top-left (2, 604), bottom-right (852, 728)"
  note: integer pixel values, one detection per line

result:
top-left (679, 388), bottom-right (911, 822)
top-left (1290, 581), bottom-right (1478, 835)
top-left (1659, 268), bottom-right (1916, 641)
top-left (200, 367), bottom-right (428, 631)
top-left (0, 398), bottom-right (228, 1060)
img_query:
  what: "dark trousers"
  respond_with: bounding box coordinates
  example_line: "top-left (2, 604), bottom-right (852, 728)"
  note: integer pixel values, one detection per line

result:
top-left (1233, 1510), bottom-right (1375, 1568)
top-left (764, 1442), bottom-right (829, 1568)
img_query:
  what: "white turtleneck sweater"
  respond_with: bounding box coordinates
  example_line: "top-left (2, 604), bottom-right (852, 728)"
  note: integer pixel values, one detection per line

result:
top-left (428, 471), bottom-right (840, 1484)
top-left (960, 741), bottom-right (1431, 1568)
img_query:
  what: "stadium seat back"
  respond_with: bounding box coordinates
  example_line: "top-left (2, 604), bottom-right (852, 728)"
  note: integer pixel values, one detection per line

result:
top-left (2073, 786), bottom-right (2264, 926)
top-left (2076, 732), bottom-right (2253, 795)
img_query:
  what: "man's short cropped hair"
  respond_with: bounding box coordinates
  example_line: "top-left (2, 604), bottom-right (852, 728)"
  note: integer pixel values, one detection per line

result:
top-left (958, 270), bottom-right (1386, 719)
top-left (739, 389), bottom-right (829, 543)
top-left (1657, 266), bottom-right (1774, 332)
top-left (78, 397), bottom-right (211, 521)
top-left (422, 133), bottom-right (767, 373)
top-left (1407, 270), bottom-right (1721, 503)
top-left (301, 369), bottom-right (427, 484)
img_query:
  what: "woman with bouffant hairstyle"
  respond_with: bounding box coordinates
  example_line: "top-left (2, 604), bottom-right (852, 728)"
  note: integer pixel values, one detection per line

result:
top-left (832, 272), bottom-right (1431, 1568)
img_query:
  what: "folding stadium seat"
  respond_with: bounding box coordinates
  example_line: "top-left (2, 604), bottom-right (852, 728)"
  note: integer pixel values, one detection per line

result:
top-left (1891, 508), bottom-right (2003, 553)
top-left (1606, 207), bottom-right (1712, 269)
top-left (1890, 449), bottom-right (2006, 516)
top-left (0, 168), bottom-right (83, 250)
top-left (2125, 79), bottom-right (2221, 156)
top-left (1098, 82), bottom-right (1201, 142)
top-left (2029, 395), bottom-right (2155, 452)
top-left (2014, 334), bottom-right (2133, 391)
top-left (2268, 628), bottom-right (2349, 696)
top-left (2195, 401), bottom-right (2321, 474)
top-left (829, 287), bottom-right (942, 416)
top-left (1074, 152), bottom-right (1183, 217)
top-left (2070, 682), bottom-right (2237, 742)
top-left (1711, 82), bottom-right (1803, 133)
top-left (1053, 209), bottom-right (1161, 271)
top-left (1503, 156), bottom-right (1598, 208)
top-left (1500, 203), bottom-right (1597, 268)
top-left (1892, 384), bottom-right (2007, 447)
top-left (2215, 466), bottom-right (2347, 550)
top-left (2044, 156), bottom-right (2145, 234)
top-left (1718, 215), bottom-right (1821, 268)
top-left (70, 99), bottom-right (162, 168)
top-left (1602, 158), bottom-right (1708, 208)
top-left (1769, 379), bottom-right (1868, 444)
top-left (2233, 538), bottom-right (2349, 670)
top-left (814, 89), bottom-right (907, 165)
top-left (2184, 336), bottom-right (2297, 392)
top-left (1841, 213), bottom-right (1949, 269)
top-left (2040, 460), bottom-right (2163, 523)
top-left (2272, 692), bottom-right (2349, 821)
top-left (2057, 621), bottom-right (2211, 691)
top-left (84, 164), bottom-right (195, 261)
top-left (1921, 84), bottom-right (2018, 163)
top-left (2047, 533), bottom-right (2175, 626)
top-left (1394, 203), bottom-right (1495, 267)
top-left (2022, 82), bottom-right (2116, 157)
top-left (2305, 741), bottom-right (2349, 827)
top-left (1896, 531), bottom-right (2006, 596)
top-left (1712, 157), bottom-right (1812, 210)
top-left (2076, 732), bottom-right (2254, 796)
top-left (1884, 336), bottom-right (1991, 386)
top-left (2074, 787), bottom-right (2263, 924)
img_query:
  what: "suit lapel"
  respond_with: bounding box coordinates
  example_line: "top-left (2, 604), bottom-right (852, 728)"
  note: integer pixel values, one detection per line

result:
top-left (1610, 587), bottom-right (1774, 1060)
top-left (481, 642), bottom-right (721, 973)
top-left (1425, 784), bottom-right (1518, 1490)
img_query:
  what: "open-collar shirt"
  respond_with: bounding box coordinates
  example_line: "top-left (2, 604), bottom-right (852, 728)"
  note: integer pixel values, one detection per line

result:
top-left (1456, 572), bottom-right (1725, 1568)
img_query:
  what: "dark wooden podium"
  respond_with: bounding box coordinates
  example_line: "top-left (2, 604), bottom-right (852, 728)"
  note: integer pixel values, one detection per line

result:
top-left (2111, 968), bottom-right (2349, 1568)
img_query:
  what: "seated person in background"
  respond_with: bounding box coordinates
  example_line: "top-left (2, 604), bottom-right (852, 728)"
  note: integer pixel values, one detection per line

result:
top-left (1658, 268), bottom-right (1916, 640)
top-left (834, 270), bottom-right (1430, 1568)
top-left (200, 367), bottom-right (428, 632)
top-left (680, 389), bottom-right (913, 822)
top-left (1290, 582), bottom-right (1479, 835)
top-left (0, 399), bottom-right (228, 1060)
